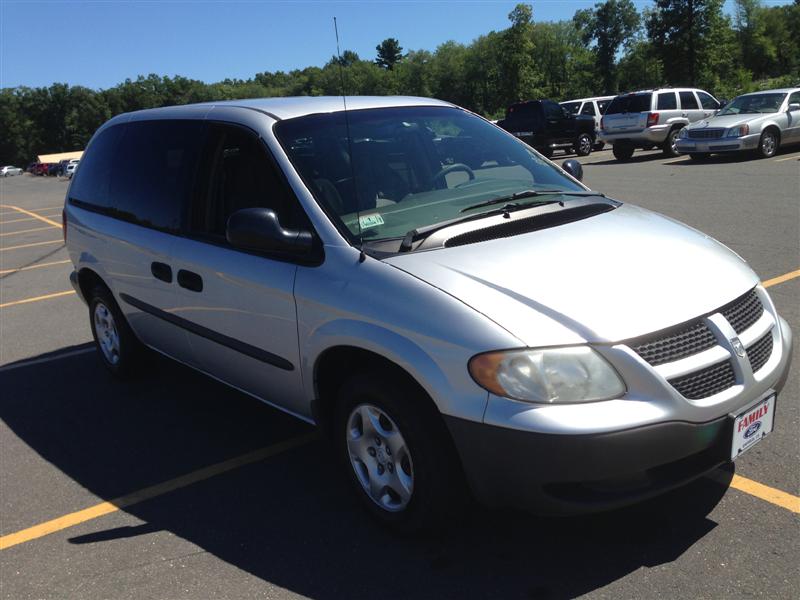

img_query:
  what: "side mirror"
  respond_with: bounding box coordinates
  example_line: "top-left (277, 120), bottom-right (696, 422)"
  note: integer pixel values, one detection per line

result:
top-left (788, 103), bottom-right (800, 112)
top-left (561, 159), bottom-right (583, 182)
top-left (226, 207), bottom-right (313, 255)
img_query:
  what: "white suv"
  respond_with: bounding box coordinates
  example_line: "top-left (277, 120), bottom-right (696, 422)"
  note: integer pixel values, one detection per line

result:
top-left (600, 88), bottom-right (721, 160)
top-left (560, 96), bottom-right (615, 150)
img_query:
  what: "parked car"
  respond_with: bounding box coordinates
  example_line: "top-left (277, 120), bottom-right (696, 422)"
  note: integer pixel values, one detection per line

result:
top-left (65, 160), bottom-right (79, 178)
top-left (1, 165), bottom-right (23, 177)
top-left (560, 95), bottom-right (615, 150)
top-left (32, 163), bottom-right (50, 176)
top-left (677, 88), bottom-right (800, 159)
top-left (498, 99), bottom-right (598, 157)
top-left (47, 163), bottom-right (61, 176)
top-left (66, 97), bottom-right (792, 532)
top-left (600, 88), bottom-right (721, 160)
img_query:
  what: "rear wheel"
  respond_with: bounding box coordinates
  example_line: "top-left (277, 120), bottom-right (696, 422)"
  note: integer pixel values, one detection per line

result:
top-left (662, 128), bottom-right (682, 157)
top-left (335, 370), bottom-right (467, 534)
top-left (575, 133), bottom-right (593, 156)
top-left (756, 129), bottom-right (779, 158)
top-left (89, 285), bottom-right (145, 378)
top-left (612, 142), bottom-right (635, 161)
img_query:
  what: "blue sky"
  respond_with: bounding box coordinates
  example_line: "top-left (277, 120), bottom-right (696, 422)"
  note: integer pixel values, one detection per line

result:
top-left (0, 0), bottom-right (791, 90)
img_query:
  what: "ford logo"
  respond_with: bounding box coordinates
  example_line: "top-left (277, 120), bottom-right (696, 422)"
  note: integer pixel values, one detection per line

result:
top-left (744, 421), bottom-right (762, 439)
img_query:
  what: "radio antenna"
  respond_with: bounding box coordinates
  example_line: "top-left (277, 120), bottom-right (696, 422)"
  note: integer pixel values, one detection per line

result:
top-left (333, 17), bottom-right (365, 262)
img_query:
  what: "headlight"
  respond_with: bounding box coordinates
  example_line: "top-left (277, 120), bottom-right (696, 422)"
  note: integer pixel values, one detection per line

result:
top-left (726, 124), bottom-right (749, 137)
top-left (678, 128), bottom-right (689, 139)
top-left (468, 346), bottom-right (625, 404)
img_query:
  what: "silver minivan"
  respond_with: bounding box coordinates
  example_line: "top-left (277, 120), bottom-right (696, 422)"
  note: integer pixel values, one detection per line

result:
top-left (65, 97), bottom-right (792, 532)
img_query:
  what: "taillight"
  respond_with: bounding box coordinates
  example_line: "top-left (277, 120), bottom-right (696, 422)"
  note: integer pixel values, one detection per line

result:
top-left (62, 208), bottom-right (67, 243)
top-left (647, 112), bottom-right (659, 127)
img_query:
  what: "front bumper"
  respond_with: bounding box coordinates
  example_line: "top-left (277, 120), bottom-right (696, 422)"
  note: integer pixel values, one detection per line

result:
top-left (446, 314), bottom-right (793, 515)
top-left (676, 133), bottom-right (760, 154)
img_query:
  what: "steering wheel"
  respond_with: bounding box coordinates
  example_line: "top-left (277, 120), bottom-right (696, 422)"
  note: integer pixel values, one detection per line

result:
top-left (432, 163), bottom-right (475, 186)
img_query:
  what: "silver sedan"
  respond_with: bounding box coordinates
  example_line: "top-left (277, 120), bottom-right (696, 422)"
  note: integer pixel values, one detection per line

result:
top-left (1, 165), bottom-right (23, 177)
top-left (677, 87), bottom-right (800, 159)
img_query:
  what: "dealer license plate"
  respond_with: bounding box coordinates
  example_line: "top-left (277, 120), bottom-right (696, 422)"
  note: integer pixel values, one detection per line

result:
top-left (731, 394), bottom-right (776, 460)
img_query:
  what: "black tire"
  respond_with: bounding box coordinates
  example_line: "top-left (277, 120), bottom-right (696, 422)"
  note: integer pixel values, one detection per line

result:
top-left (689, 153), bottom-right (710, 161)
top-left (575, 133), bottom-right (593, 156)
top-left (756, 129), bottom-right (779, 158)
top-left (662, 128), bottom-right (682, 157)
top-left (612, 143), bottom-right (635, 161)
top-left (593, 141), bottom-right (605, 151)
top-left (334, 370), bottom-right (467, 534)
top-left (88, 284), bottom-right (145, 378)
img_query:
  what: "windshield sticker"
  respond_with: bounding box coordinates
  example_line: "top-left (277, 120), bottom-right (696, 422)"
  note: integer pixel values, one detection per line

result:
top-left (359, 214), bottom-right (385, 229)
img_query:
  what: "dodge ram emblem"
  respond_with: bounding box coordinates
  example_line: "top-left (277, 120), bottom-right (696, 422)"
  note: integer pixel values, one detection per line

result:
top-left (731, 337), bottom-right (746, 358)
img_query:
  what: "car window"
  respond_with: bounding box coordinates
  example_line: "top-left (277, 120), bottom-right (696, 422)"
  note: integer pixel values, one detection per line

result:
top-left (110, 120), bottom-right (205, 232)
top-left (274, 106), bottom-right (583, 244)
top-left (561, 102), bottom-right (580, 115)
top-left (544, 102), bottom-right (563, 120)
top-left (719, 93), bottom-right (788, 115)
top-left (679, 91), bottom-right (699, 110)
top-left (596, 100), bottom-right (611, 114)
top-left (657, 92), bottom-right (677, 110)
top-left (69, 124), bottom-right (125, 210)
top-left (190, 123), bottom-right (302, 238)
top-left (696, 91), bottom-right (719, 110)
top-left (580, 103), bottom-right (596, 116)
top-left (788, 92), bottom-right (800, 108)
top-left (605, 94), bottom-right (652, 114)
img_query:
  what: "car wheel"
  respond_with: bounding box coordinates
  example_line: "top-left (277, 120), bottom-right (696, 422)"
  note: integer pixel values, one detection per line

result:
top-left (335, 370), bottom-right (467, 534)
top-left (89, 284), bottom-right (145, 378)
top-left (575, 133), bottom-right (592, 156)
top-left (612, 143), bottom-right (635, 161)
top-left (756, 129), bottom-right (779, 158)
top-left (689, 153), bottom-right (710, 161)
top-left (662, 128), bottom-right (682, 157)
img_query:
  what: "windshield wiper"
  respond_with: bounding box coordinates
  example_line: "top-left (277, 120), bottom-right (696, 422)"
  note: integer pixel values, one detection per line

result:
top-left (460, 189), bottom-right (604, 213)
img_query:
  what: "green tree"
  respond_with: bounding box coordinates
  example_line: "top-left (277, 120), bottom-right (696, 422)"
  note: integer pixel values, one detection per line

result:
top-left (499, 3), bottom-right (540, 104)
top-left (573, 0), bottom-right (640, 94)
top-left (375, 38), bottom-right (403, 70)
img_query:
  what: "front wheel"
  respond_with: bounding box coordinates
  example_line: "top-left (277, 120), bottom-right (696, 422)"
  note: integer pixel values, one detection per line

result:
top-left (662, 128), bottom-right (682, 157)
top-left (756, 130), bottom-right (779, 158)
top-left (575, 133), bottom-right (593, 156)
top-left (335, 371), bottom-right (467, 534)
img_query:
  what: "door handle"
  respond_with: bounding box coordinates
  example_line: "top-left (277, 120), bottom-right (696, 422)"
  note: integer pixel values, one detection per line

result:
top-left (177, 269), bottom-right (203, 293)
top-left (151, 262), bottom-right (172, 283)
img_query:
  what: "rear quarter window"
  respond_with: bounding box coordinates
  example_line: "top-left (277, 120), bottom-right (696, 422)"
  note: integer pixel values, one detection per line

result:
top-left (69, 125), bottom-right (124, 209)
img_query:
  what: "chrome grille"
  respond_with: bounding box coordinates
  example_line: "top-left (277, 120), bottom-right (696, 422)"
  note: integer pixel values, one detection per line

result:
top-left (721, 289), bottom-right (763, 334)
top-left (669, 360), bottom-right (736, 400)
top-left (688, 129), bottom-right (725, 139)
top-left (747, 332), bottom-right (773, 373)
top-left (631, 321), bottom-right (717, 366)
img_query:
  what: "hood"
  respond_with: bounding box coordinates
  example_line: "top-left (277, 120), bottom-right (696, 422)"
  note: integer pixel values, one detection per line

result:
top-left (689, 113), bottom-right (770, 130)
top-left (385, 204), bottom-right (758, 347)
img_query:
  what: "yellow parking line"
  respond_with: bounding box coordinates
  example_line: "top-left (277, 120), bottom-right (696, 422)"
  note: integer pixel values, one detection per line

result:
top-left (0, 259), bottom-right (71, 275)
top-left (0, 215), bottom-right (59, 225)
top-left (0, 239), bottom-right (62, 252)
top-left (762, 269), bottom-right (800, 288)
top-left (729, 475), bottom-right (800, 513)
top-left (0, 204), bottom-right (61, 228)
top-left (0, 225), bottom-right (56, 237)
top-left (774, 153), bottom-right (800, 162)
top-left (0, 434), bottom-right (316, 551)
top-left (0, 290), bottom-right (75, 309)
top-left (663, 157), bottom-right (689, 164)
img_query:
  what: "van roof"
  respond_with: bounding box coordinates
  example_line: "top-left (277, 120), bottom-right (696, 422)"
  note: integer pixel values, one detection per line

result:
top-left (121, 96), bottom-right (454, 122)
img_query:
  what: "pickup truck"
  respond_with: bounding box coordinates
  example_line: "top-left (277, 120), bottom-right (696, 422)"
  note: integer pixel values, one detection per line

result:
top-left (497, 99), bottom-right (597, 157)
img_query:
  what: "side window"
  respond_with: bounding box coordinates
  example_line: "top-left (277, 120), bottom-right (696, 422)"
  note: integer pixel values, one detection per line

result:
top-left (111, 120), bottom-right (205, 231)
top-left (788, 92), bottom-right (800, 108)
top-left (191, 124), bottom-right (302, 239)
top-left (657, 92), bottom-right (677, 110)
top-left (544, 102), bottom-right (563, 120)
top-left (580, 102), bottom-right (597, 116)
top-left (697, 92), bottom-right (719, 110)
top-left (597, 100), bottom-right (610, 114)
top-left (69, 125), bottom-right (124, 209)
top-left (679, 91), bottom-right (699, 110)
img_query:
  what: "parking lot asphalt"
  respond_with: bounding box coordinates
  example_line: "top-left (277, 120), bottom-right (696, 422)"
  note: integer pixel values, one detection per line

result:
top-left (1, 147), bottom-right (799, 600)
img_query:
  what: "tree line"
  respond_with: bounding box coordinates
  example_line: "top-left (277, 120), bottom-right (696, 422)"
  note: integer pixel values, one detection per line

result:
top-left (1, 0), bottom-right (798, 166)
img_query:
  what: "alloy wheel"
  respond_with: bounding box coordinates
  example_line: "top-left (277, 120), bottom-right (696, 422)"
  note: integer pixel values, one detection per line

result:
top-left (93, 302), bottom-right (121, 365)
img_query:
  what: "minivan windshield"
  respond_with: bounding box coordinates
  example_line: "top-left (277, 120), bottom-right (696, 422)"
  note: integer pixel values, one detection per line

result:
top-left (718, 92), bottom-right (787, 115)
top-left (605, 93), bottom-right (652, 114)
top-left (274, 106), bottom-right (585, 244)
